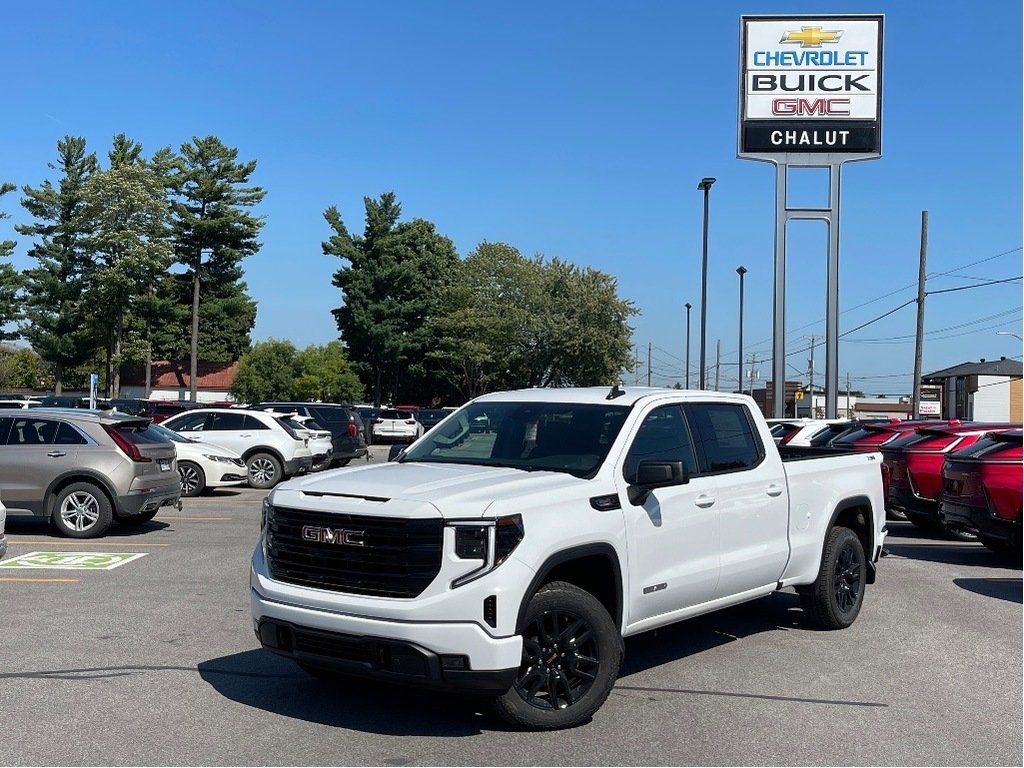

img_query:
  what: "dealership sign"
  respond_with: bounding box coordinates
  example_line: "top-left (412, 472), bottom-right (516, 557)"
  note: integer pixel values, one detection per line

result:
top-left (739, 15), bottom-right (883, 158)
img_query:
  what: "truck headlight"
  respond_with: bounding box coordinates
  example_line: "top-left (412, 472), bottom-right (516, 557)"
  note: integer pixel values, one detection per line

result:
top-left (449, 514), bottom-right (523, 588)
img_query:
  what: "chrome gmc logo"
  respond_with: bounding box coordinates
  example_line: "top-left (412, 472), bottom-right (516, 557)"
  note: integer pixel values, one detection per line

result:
top-left (302, 525), bottom-right (366, 547)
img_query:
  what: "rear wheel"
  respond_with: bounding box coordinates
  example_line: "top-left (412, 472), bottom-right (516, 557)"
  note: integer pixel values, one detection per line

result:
top-left (492, 581), bottom-right (622, 730)
top-left (177, 461), bottom-right (206, 497)
top-left (51, 482), bottom-right (113, 539)
top-left (800, 526), bottom-right (866, 630)
top-left (247, 452), bottom-right (282, 489)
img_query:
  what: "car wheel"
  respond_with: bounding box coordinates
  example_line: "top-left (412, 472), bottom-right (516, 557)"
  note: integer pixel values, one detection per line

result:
top-left (334, 458), bottom-right (351, 468)
top-left (492, 581), bottom-right (622, 730)
top-left (886, 507), bottom-right (908, 522)
top-left (939, 523), bottom-right (977, 542)
top-left (247, 452), bottom-right (282, 489)
top-left (51, 482), bottom-right (113, 539)
top-left (118, 509), bottom-right (160, 526)
top-left (311, 456), bottom-right (331, 472)
top-left (178, 461), bottom-right (206, 497)
top-left (799, 526), bottom-right (866, 630)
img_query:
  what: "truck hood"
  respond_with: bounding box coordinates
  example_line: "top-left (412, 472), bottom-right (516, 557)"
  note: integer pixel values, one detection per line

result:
top-left (272, 460), bottom-right (589, 519)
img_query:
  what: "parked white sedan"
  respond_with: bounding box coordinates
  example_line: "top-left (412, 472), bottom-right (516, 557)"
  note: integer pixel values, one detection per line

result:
top-left (149, 423), bottom-right (248, 497)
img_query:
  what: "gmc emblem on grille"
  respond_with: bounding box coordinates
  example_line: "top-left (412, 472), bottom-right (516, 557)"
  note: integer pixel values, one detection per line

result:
top-left (301, 525), bottom-right (366, 547)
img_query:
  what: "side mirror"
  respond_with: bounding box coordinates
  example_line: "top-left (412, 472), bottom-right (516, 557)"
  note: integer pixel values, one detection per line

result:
top-left (628, 460), bottom-right (689, 506)
top-left (387, 444), bottom-right (405, 462)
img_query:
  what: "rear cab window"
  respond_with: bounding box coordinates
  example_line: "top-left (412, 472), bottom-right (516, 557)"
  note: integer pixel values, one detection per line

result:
top-left (684, 403), bottom-right (764, 474)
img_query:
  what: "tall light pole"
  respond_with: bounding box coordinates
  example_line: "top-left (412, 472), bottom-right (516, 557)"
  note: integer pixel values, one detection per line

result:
top-left (685, 302), bottom-right (692, 388)
top-left (997, 331), bottom-right (1023, 342)
top-left (697, 177), bottom-right (716, 389)
top-left (736, 265), bottom-right (746, 396)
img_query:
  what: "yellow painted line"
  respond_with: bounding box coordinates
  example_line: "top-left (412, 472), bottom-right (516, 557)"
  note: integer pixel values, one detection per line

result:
top-left (159, 516), bottom-right (231, 522)
top-left (0, 577), bottom-right (80, 583)
top-left (6, 540), bottom-right (170, 547)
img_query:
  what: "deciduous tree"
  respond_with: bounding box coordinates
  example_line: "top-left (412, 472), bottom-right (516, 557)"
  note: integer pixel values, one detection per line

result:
top-left (230, 339), bottom-right (297, 403)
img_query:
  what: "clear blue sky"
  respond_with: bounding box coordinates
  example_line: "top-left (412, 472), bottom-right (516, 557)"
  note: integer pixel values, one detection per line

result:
top-left (2, 0), bottom-right (1021, 394)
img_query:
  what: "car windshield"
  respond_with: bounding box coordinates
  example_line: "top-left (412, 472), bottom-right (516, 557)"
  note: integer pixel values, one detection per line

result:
top-left (400, 401), bottom-right (630, 478)
top-left (149, 422), bottom-right (195, 444)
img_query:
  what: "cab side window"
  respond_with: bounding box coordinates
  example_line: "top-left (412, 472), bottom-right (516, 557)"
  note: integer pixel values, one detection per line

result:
top-left (623, 405), bottom-right (698, 483)
top-left (684, 403), bottom-right (763, 474)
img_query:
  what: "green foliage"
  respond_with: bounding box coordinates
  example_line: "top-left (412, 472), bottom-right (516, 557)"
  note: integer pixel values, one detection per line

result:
top-left (230, 339), bottom-right (298, 403)
top-left (428, 243), bottom-right (636, 399)
top-left (292, 341), bottom-right (364, 403)
top-left (17, 136), bottom-right (101, 393)
top-left (84, 160), bottom-right (174, 395)
top-left (0, 346), bottom-right (51, 390)
top-left (0, 182), bottom-right (22, 341)
top-left (324, 192), bottom-right (459, 405)
top-left (161, 136), bottom-right (265, 368)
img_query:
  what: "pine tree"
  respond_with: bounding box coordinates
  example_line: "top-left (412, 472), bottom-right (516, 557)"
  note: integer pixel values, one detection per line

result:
top-left (0, 182), bottom-right (21, 340)
top-left (17, 136), bottom-right (100, 394)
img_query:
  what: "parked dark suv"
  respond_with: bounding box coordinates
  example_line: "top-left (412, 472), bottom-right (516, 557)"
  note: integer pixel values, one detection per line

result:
top-left (251, 402), bottom-right (368, 467)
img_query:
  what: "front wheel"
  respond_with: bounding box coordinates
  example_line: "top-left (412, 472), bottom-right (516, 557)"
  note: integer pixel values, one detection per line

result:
top-left (178, 461), bottom-right (206, 497)
top-left (800, 526), bottom-right (866, 630)
top-left (492, 581), bottom-right (622, 730)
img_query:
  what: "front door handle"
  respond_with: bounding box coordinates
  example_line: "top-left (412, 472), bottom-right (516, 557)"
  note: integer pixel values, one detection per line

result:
top-left (766, 484), bottom-right (784, 497)
top-left (47, 450), bottom-right (67, 458)
top-left (694, 494), bottom-right (716, 508)
top-left (239, 433), bottom-right (253, 438)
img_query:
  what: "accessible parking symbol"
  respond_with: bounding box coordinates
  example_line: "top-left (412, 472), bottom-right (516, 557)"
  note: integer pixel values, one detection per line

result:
top-left (0, 551), bottom-right (148, 570)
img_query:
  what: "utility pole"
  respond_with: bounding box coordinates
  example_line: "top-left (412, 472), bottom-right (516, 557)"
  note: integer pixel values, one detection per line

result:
top-left (647, 342), bottom-right (652, 387)
top-left (714, 339), bottom-right (721, 391)
top-left (634, 346), bottom-right (640, 385)
top-left (747, 352), bottom-right (758, 396)
top-left (806, 335), bottom-right (816, 418)
top-left (846, 371), bottom-right (852, 419)
top-left (912, 211), bottom-right (928, 419)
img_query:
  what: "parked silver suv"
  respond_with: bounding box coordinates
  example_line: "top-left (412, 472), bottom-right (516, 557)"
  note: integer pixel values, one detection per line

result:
top-left (0, 409), bottom-right (182, 538)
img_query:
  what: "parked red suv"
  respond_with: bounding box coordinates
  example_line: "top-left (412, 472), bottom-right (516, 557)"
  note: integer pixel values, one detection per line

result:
top-left (938, 428), bottom-right (1022, 557)
top-left (881, 422), bottom-right (1018, 539)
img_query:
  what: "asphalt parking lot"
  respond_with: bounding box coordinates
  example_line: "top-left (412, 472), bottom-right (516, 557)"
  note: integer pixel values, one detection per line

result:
top-left (1, 448), bottom-right (1021, 767)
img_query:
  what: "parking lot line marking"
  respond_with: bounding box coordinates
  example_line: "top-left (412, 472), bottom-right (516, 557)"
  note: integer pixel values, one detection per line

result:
top-left (6, 540), bottom-right (170, 547)
top-left (159, 516), bottom-right (232, 521)
top-left (0, 577), bottom-right (80, 583)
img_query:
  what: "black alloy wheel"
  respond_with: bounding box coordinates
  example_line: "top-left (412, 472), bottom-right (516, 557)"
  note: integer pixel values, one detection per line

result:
top-left (832, 538), bottom-right (863, 614)
top-left (492, 581), bottom-right (621, 730)
top-left (800, 526), bottom-right (867, 630)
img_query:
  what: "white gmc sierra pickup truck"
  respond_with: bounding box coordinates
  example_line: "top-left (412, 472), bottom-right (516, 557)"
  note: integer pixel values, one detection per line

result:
top-left (251, 387), bottom-right (886, 729)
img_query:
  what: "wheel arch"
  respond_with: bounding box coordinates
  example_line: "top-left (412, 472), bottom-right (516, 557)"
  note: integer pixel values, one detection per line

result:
top-left (45, 471), bottom-right (120, 518)
top-left (241, 445), bottom-right (286, 467)
top-left (516, 543), bottom-right (624, 633)
top-left (825, 495), bottom-right (877, 584)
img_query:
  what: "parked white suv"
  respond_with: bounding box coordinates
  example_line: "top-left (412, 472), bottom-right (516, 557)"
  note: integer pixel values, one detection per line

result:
top-left (372, 408), bottom-right (424, 444)
top-left (260, 411), bottom-right (334, 471)
top-left (161, 408), bottom-right (313, 489)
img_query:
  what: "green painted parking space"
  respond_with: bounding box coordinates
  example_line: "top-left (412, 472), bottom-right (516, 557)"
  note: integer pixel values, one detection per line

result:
top-left (0, 551), bottom-right (148, 570)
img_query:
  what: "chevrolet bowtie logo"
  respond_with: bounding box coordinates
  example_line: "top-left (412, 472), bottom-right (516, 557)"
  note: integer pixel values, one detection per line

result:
top-left (780, 27), bottom-right (844, 47)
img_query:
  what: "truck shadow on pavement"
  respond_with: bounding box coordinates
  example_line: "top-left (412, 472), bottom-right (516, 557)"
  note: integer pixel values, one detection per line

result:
top-left (883, 523), bottom-right (1021, 570)
top-left (197, 650), bottom-right (499, 736)
top-left (197, 593), bottom-right (823, 734)
top-left (953, 577), bottom-right (1023, 604)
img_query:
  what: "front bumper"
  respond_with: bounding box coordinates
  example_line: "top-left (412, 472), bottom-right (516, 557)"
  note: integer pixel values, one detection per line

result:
top-left (939, 501), bottom-right (1021, 547)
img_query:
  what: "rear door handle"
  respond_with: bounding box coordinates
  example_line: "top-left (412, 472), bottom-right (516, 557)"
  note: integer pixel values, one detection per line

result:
top-left (695, 494), bottom-right (716, 508)
top-left (766, 484), bottom-right (784, 497)
top-left (239, 433), bottom-right (253, 438)
top-left (47, 450), bottom-right (67, 458)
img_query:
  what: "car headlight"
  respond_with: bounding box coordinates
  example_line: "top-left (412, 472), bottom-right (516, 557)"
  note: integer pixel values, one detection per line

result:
top-left (449, 514), bottom-right (524, 588)
top-left (203, 453), bottom-right (238, 464)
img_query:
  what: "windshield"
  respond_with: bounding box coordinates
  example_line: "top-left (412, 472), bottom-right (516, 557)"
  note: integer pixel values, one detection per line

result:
top-left (400, 401), bottom-right (630, 477)
top-left (149, 421), bottom-right (194, 444)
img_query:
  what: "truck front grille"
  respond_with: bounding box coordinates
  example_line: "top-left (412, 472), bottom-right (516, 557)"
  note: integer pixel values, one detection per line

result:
top-left (266, 505), bottom-right (443, 598)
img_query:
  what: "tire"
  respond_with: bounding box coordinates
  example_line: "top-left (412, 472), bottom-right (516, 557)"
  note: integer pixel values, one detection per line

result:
top-left (939, 523), bottom-right (977, 542)
top-left (177, 461), bottom-right (206, 497)
top-left (118, 508), bottom-right (160, 526)
top-left (492, 581), bottom-right (622, 730)
top-left (800, 526), bottom-right (867, 630)
top-left (51, 482), bottom-right (113, 539)
top-left (247, 452), bottom-right (282, 490)
top-left (905, 511), bottom-right (936, 532)
top-left (334, 458), bottom-right (351, 468)
top-left (886, 507), bottom-right (908, 522)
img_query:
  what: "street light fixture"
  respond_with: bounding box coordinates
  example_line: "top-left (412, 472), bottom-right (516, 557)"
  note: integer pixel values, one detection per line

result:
top-left (697, 176), bottom-right (716, 389)
top-left (736, 266), bottom-right (747, 395)
top-left (996, 331), bottom-right (1023, 342)
top-left (685, 302), bottom-right (692, 388)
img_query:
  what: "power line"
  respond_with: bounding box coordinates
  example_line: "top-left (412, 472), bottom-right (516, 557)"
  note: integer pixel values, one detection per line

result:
top-left (925, 275), bottom-right (1022, 296)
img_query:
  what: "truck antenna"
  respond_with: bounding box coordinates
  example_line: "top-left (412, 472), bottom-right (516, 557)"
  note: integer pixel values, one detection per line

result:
top-left (606, 382), bottom-right (626, 400)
